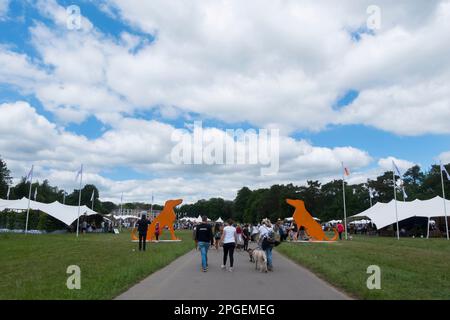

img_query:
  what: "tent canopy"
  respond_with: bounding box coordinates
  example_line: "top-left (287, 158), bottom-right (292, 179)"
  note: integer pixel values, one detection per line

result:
top-left (351, 196), bottom-right (450, 229)
top-left (0, 197), bottom-right (99, 226)
top-left (216, 217), bottom-right (224, 223)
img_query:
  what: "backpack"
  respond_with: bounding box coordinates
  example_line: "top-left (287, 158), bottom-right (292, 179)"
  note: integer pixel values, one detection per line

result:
top-left (261, 230), bottom-right (280, 250)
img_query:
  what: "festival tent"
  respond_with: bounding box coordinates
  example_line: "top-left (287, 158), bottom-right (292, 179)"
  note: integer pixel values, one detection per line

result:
top-left (285, 217), bottom-right (320, 222)
top-left (0, 197), bottom-right (99, 226)
top-left (114, 215), bottom-right (139, 220)
top-left (351, 196), bottom-right (450, 229)
top-left (216, 217), bottom-right (224, 223)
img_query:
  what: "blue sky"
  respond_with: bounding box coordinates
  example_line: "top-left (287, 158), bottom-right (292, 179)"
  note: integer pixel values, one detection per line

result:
top-left (1, 0), bottom-right (449, 202)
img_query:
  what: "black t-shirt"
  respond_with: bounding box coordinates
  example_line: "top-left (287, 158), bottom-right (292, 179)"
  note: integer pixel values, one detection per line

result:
top-left (195, 223), bottom-right (213, 244)
top-left (136, 219), bottom-right (150, 233)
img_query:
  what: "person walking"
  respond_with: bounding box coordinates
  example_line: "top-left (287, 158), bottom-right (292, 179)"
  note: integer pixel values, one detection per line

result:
top-left (213, 223), bottom-right (222, 250)
top-left (337, 222), bottom-right (345, 240)
top-left (155, 222), bottom-right (160, 241)
top-left (243, 224), bottom-right (250, 251)
top-left (195, 216), bottom-right (214, 272)
top-left (236, 224), bottom-right (243, 251)
top-left (136, 214), bottom-right (150, 251)
top-left (220, 219), bottom-right (237, 272)
top-left (259, 218), bottom-right (275, 271)
top-left (251, 223), bottom-right (259, 242)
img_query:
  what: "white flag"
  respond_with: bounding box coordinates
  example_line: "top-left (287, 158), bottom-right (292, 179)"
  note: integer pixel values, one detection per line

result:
top-left (392, 160), bottom-right (402, 177)
top-left (75, 164), bottom-right (83, 181)
top-left (441, 163), bottom-right (450, 180)
top-left (90, 189), bottom-right (95, 201)
top-left (369, 188), bottom-right (375, 199)
top-left (26, 165), bottom-right (34, 182)
top-left (7, 186), bottom-right (11, 199)
top-left (34, 188), bottom-right (37, 200)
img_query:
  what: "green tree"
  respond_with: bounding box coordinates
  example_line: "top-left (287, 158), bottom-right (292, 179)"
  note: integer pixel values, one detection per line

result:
top-left (0, 157), bottom-right (12, 198)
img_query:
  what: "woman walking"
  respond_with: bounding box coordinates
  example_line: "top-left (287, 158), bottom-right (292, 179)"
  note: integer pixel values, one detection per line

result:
top-left (220, 219), bottom-right (237, 272)
top-left (259, 218), bottom-right (275, 271)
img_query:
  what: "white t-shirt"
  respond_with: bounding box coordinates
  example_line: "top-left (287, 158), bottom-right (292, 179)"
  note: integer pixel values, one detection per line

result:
top-left (259, 225), bottom-right (273, 239)
top-left (223, 225), bottom-right (236, 244)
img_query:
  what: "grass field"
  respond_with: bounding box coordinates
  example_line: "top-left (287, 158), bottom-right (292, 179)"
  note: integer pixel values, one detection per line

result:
top-left (0, 230), bottom-right (195, 300)
top-left (277, 235), bottom-right (450, 299)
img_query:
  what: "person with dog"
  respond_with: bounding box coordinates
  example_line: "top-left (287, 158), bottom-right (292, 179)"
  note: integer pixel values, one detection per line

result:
top-left (136, 214), bottom-right (150, 251)
top-left (259, 218), bottom-right (276, 271)
top-left (220, 219), bottom-right (237, 272)
top-left (195, 216), bottom-right (214, 272)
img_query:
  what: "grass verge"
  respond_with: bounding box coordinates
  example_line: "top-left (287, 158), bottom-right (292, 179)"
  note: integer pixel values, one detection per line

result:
top-left (0, 230), bottom-right (194, 299)
top-left (277, 235), bottom-right (450, 299)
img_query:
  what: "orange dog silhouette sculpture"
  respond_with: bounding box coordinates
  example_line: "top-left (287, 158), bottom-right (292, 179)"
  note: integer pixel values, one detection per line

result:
top-left (132, 199), bottom-right (183, 241)
top-left (286, 199), bottom-right (338, 241)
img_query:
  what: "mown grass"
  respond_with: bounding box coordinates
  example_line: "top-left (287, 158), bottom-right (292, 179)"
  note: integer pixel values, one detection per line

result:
top-left (0, 230), bottom-right (194, 300)
top-left (277, 235), bottom-right (450, 299)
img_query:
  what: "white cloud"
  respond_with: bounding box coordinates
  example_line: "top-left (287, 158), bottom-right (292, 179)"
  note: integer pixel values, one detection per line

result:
top-left (0, 101), bottom-right (375, 202)
top-left (0, 0), bottom-right (9, 19)
top-left (1, 0), bottom-right (448, 134)
top-left (378, 156), bottom-right (416, 174)
top-left (1, 1), bottom-right (450, 203)
top-left (438, 151), bottom-right (450, 164)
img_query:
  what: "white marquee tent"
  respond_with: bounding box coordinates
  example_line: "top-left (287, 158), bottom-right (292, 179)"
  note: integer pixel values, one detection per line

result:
top-left (351, 196), bottom-right (450, 229)
top-left (216, 217), bottom-right (224, 223)
top-left (0, 197), bottom-right (99, 226)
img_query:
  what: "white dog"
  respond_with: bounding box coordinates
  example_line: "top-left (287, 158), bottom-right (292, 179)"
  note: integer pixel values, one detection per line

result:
top-left (252, 249), bottom-right (268, 273)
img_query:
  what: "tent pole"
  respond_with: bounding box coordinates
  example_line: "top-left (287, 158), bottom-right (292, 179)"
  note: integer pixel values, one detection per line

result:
top-left (76, 166), bottom-right (83, 238)
top-left (393, 171), bottom-right (400, 240)
top-left (341, 162), bottom-right (348, 240)
top-left (427, 217), bottom-right (430, 239)
top-left (25, 165), bottom-right (34, 235)
top-left (440, 161), bottom-right (449, 240)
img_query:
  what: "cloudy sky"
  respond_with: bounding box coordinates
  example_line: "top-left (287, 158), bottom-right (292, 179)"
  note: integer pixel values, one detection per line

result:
top-left (0, 0), bottom-right (449, 204)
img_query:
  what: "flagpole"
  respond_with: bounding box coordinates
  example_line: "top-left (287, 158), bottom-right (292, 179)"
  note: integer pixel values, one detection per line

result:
top-left (341, 162), bottom-right (348, 240)
top-left (440, 161), bottom-right (449, 240)
top-left (63, 191), bottom-right (66, 204)
top-left (393, 170), bottom-right (400, 240)
top-left (25, 165), bottom-right (34, 235)
top-left (150, 191), bottom-right (154, 221)
top-left (7, 185), bottom-right (10, 200)
top-left (120, 192), bottom-right (123, 231)
top-left (91, 190), bottom-right (95, 211)
top-left (76, 165), bottom-right (83, 237)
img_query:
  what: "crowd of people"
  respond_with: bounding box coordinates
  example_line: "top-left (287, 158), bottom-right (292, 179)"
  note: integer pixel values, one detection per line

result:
top-left (133, 214), bottom-right (350, 273)
top-left (193, 217), bottom-right (284, 273)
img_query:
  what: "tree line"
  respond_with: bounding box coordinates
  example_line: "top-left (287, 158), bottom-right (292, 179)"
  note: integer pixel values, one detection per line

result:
top-left (1, 157), bottom-right (449, 225)
top-left (177, 163), bottom-right (450, 223)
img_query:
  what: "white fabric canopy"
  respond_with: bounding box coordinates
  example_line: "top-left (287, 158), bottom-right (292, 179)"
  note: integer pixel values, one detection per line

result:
top-left (0, 197), bottom-right (99, 226)
top-left (351, 196), bottom-right (450, 229)
top-left (113, 215), bottom-right (139, 220)
top-left (216, 217), bottom-right (224, 223)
